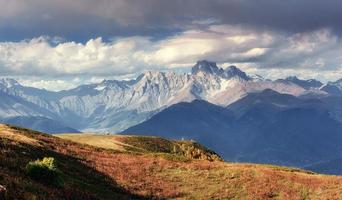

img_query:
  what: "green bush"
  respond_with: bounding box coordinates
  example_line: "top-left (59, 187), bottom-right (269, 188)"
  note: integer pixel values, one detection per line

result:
top-left (26, 157), bottom-right (63, 187)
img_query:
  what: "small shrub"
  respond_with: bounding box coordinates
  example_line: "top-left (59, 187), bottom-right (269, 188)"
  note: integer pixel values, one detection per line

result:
top-left (26, 157), bottom-right (63, 187)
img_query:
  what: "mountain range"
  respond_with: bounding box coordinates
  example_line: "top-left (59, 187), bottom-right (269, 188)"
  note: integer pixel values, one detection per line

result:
top-left (1, 60), bottom-right (342, 174)
top-left (0, 60), bottom-right (338, 133)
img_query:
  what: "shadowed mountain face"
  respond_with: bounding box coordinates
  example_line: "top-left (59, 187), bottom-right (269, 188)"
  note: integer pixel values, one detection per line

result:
top-left (122, 100), bottom-right (235, 152)
top-left (123, 89), bottom-right (342, 174)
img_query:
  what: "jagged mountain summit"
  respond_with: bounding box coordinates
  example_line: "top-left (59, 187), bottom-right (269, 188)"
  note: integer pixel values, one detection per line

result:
top-left (191, 60), bottom-right (250, 80)
top-left (0, 60), bottom-right (334, 132)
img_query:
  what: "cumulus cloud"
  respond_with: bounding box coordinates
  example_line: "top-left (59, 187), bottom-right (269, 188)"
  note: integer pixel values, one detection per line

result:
top-left (1, 25), bottom-right (342, 79)
top-left (0, 36), bottom-right (154, 76)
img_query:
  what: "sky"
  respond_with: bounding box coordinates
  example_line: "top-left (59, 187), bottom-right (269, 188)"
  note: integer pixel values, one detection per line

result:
top-left (1, 0), bottom-right (342, 91)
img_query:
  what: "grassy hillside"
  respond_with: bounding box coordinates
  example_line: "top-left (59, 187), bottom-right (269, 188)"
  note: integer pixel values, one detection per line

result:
top-left (1, 125), bottom-right (342, 199)
top-left (57, 134), bottom-right (222, 161)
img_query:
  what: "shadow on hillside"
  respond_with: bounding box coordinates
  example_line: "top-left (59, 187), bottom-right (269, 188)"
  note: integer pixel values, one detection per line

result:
top-left (0, 136), bottom-right (154, 200)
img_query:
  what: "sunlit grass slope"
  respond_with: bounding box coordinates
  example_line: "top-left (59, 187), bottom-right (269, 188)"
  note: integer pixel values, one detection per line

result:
top-left (1, 124), bottom-right (342, 199)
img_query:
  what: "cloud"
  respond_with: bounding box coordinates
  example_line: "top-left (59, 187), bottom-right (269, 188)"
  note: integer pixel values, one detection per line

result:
top-left (0, 25), bottom-right (341, 86)
top-left (2, 0), bottom-right (342, 42)
top-left (0, 36), bottom-right (155, 76)
top-left (12, 75), bottom-right (139, 91)
top-left (2, 0), bottom-right (342, 90)
top-left (17, 78), bottom-right (83, 91)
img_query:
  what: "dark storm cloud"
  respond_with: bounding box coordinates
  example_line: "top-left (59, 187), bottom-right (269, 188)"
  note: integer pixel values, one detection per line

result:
top-left (1, 0), bottom-right (342, 41)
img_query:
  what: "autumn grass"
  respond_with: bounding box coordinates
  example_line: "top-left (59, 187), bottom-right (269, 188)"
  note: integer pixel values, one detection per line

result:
top-left (157, 162), bottom-right (342, 200)
top-left (58, 134), bottom-right (222, 161)
top-left (1, 124), bottom-right (342, 199)
top-left (56, 133), bottom-right (127, 151)
top-left (0, 125), bottom-right (144, 199)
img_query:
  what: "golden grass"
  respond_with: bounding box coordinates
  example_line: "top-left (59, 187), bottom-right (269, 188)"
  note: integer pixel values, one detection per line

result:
top-left (56, 134), bottom-right (128, 151)
top-left (57, 134), bottom-right (222, 161)
top-left (0, 124), bottom-right (40, 146)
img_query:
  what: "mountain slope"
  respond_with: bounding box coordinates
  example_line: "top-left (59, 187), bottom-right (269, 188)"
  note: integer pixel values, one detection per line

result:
top-left (0, 90), bottom-right (57, 118)
top-left (123, 100), bottom-right (238, 158)
top-left (0, 124), bottom-right (142, 200)
top-left (1, 124), bottom-right (342, 199)
top-left (123, 90), bottom-right (342, 173)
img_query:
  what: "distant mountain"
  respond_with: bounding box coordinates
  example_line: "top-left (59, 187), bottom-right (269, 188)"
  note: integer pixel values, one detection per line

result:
top-left (0, 60), bottom-right (335, 133)
top-left (244, 102), bottom-right (342, 167)
top-left (123, 89), bottom-right (342, 173)
top-left (123, 100), bottom-right (235, 154)
top-left (305, 157), bottom-right (342, 175)
top-left (283, 76), bottom-right (323, 89)
top-left (321, 79), bottom-right (342, 96)
top-left (1, 116), bottom-right (80, 134)
top-left (227, 89), bottom-right (301, 118)
top-left (0, 90), bottom-right (58, 119)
